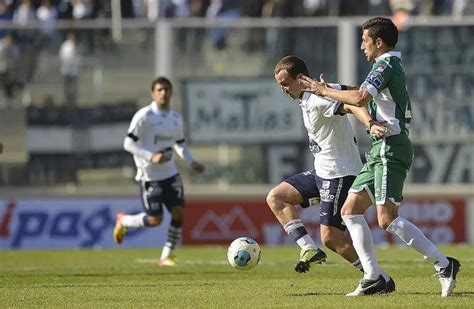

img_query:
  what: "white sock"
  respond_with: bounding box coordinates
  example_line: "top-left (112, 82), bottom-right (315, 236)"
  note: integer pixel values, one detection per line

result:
top-left (160, 242), bottom-right (173, 260)
top-left (284, 219), bottom-right (318, 250)
top-left (296, 234), bottom-right (318, 250)
top-left (386, 216), bottom-right (449, 271)
top-left (342, 214), bottom-right (381, 280)
top-left (121, 212), bottom-right (146, 228)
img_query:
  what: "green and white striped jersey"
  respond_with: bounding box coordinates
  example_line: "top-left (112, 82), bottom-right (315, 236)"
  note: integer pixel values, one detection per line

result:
top-left (361, 51), bottom-right (412, 137)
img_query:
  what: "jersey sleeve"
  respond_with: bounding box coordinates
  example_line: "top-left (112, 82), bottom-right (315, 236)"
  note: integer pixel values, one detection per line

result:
top-left (361, 60), bottom-right (395, 98)
top-left (127, 111), bottom-right (146, 138)
top-left (173, 113), bottom-right (194, 163)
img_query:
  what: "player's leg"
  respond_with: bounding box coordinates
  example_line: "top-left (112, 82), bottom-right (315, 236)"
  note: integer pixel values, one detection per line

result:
top-left (317, 176), bottom-right (359, 266)
top-left (340, 163), bottom-right (387, 296)
top-left (113, 180), bottom-right (164, 244)
top-left (159, 205), bottom-right (183, 266)
top-left (159, 174), bottom-right (185, 266)
top-left (317, 174), bottom-right (393, 292)
top-left (375, 139), bottom-right (459, 297)
top-left (320, 225), bottom-right (358, 266)
top-left (266, 170), bottom-right (326, 272)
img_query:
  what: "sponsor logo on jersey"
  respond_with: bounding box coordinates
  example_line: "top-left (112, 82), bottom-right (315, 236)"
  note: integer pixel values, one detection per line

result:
top-left (367, 73), bottom-right (384, 88)
top-left (375, 64), bottom-right (387, 73)
top-left (319, 189), bottom-right (335, 202)
top-left (322, 181), bottom-right (330, 189)
top-left (309, 139), bottom-right (321, 154)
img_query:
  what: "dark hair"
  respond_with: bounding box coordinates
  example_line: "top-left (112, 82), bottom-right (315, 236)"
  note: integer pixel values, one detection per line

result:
top-left (362, 17), bottom-right (398, 48)
top-left (151, 76), bottom-right (173, 91)
top-left (274, 55), bottom-right (309, 79)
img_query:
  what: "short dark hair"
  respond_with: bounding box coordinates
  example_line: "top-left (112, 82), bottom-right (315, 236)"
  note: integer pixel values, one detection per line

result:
top-left (151, 76), bottom-right (173, 91)
top-left (362, 17), bottom-right (398, 48)
top-left (274, 55), bottom-right (309, 79)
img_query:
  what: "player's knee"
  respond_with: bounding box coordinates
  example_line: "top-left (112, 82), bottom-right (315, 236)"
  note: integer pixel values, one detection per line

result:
top-left (266, 188), bottom-right (283, 211)
top-left (146, 215), bottom-right (163, 226)
top-left (340, 204), bottom-right (350, 216)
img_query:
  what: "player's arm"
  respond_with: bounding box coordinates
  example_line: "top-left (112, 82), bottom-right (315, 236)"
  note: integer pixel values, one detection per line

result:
top-left (123, 133), bottom-right (157, 162)
top-left (338, 104), bottom-right (388, 138)
top-left (327, 83), bottom-right (359, 91)
top-left (173, 140), bottom-right (205, 173)
top-left (123, 115), bottom-right (163, 163)
top-left (173, 117), bottom-right (205, 173)
top-left (300, 74), bottom-right (372, 107)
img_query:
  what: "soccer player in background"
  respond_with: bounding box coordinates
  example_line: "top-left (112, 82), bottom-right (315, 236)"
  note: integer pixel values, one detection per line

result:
top-left (113, 76), bottom-right (205, 267)
top-left (299, 17), bottom-right (460, 297)
top-left (269, 55), bottom-right (394, 292)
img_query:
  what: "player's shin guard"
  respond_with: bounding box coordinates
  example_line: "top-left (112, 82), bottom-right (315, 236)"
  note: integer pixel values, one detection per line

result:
top-left (386, 216), bottom-right (449, 270)
top-left (342, 214), bottom-right (381, 280)
top-left (283, 219), bottom-right (318, 249)
top-left (160, 219), bottom-right (182, 260)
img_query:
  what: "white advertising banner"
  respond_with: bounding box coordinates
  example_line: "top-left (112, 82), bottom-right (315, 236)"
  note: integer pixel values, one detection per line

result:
top-left (183, 78), bottom-right (305, 144)
top-left (0, 199), bottom-right (170, 249)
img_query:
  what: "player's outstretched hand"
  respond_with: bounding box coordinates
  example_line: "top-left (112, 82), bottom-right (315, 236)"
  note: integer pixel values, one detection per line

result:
top-left (191, 161), bottom-right (205, 173)
top-left (298, 74), bottom-right (326, 96)
top-left (369, 120), bottom-right (388, 138)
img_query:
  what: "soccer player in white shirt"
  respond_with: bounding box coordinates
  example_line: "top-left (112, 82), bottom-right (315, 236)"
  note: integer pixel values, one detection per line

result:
top-left (113, 76), bottom-right (205, 267)
top-left (268, 55), bottom-right (395, 291)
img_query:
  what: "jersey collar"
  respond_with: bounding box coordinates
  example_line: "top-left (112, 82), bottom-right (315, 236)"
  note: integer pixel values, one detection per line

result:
top-left (375, 50), bottom-right (401, 62)
top-left (300, 91), bottom-right (312, 103)
top-left (150, 101), bottom-right (170, 116)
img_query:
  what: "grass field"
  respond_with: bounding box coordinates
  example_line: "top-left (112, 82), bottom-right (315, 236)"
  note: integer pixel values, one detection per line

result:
top-left (1, 245), bottom-right (473, 308)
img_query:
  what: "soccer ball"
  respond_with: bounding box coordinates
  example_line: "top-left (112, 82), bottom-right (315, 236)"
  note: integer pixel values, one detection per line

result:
top-left (227, 237), bottom-right (261, 271)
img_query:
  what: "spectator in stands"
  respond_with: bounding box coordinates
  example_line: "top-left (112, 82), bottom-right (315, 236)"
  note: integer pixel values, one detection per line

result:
top-left (0, 2), bottom-right (13, 39)
top-left (302, 0), bottom-right (329, 16)
top-left (36, 0), bottom-right (58, 52)
top-left (452, 0), bottom-right (474, 16)
top-left (57, 0), bottom-right (73, 19)
top-left (13, 0), bottom-right (38, 87)
top-left (0, 34), bottom-right (22, 108)
top-left (59, 32), bottom-right (80, 105)
top-left (206, 0), bottom-right (240, 50)
top-left (191, 0), bottom-right (210, 17)
top-left (241, 0), bottom-right (265, 52)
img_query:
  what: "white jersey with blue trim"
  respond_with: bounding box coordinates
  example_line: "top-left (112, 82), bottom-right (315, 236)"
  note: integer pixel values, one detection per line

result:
top-left (299, 92), bottom-right (363, 179)
top-left (126, 102), bottom-right (186, 182)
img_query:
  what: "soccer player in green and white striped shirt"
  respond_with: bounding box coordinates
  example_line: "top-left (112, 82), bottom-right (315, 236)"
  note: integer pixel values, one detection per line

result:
top-left (299, 17), bottom-right (460, 297)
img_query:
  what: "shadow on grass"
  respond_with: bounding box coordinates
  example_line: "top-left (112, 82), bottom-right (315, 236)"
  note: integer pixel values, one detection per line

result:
top-left (290, 291), bottom-right (474, 297)
top-left (397, 291), bottom-right (474, 297)
top-left (290, 292), bottom-right (344, 297)
top-left (0, 272), bottom-right (195, 279)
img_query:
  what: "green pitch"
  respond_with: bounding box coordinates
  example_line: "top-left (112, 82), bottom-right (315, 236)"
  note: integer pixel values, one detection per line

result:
top-left (1, 246), bottom-right (473, 308)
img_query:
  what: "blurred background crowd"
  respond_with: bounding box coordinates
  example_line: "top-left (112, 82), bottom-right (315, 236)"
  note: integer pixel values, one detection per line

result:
top-left (0, 0), bottom-right (472, 189)
top-left (1, 0), bottom-right (473, 22)
top-left (0, 0), bottom-right (473, 108)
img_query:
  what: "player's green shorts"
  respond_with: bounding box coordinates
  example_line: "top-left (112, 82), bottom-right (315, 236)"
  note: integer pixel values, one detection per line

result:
top-left (350, 133), bottom-right (413, 205)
